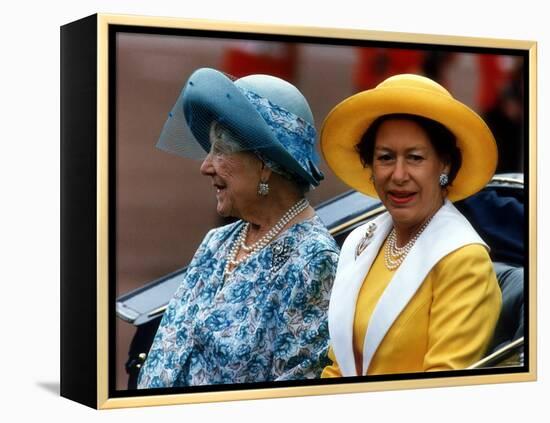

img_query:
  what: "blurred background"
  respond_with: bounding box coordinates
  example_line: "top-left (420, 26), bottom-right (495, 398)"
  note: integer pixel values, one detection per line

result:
top-left (115, 32), bottom-right (525, 389)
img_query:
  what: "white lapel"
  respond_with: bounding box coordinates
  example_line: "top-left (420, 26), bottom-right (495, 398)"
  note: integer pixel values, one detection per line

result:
top-left (328, 211), bottom-right (392, 376)
top-left (361, 200), bottom-right (487, 374)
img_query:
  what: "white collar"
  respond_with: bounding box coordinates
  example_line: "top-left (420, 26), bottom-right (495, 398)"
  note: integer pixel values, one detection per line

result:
top-left (328, 200), bottom-right (487, 376)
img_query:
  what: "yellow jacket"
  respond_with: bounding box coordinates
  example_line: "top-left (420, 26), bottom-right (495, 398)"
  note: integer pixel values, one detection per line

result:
top-left (323, 201), bottom-right (502, 377)
top-left (322, 243), bottom-right (502, 376)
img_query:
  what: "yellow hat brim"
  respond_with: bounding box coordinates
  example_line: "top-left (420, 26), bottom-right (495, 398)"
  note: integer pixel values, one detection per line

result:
top-left (320, 82), bottom-right (498, 202)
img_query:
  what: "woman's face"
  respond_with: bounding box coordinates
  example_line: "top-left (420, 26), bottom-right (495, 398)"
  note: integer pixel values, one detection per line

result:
top-left (199, 134), bottom-right (261, 219)
top-left (372, 118), bottom-right (450, 229)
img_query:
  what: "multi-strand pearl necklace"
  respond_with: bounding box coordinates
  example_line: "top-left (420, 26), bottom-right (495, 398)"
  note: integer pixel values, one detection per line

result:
top-left (384, 216), bottom-right (433, 270)
top-left (223, 198), bottom-right (309, 278)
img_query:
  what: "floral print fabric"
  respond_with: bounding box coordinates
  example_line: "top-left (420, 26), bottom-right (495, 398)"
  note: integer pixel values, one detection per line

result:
top-left (137, 215), bottom-right (339, 388)
top-left (239, 88), bottom-right (319, 172)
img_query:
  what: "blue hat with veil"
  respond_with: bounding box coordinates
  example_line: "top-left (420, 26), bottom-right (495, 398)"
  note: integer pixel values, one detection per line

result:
top-left (156, 67), bottom-right (324, 187)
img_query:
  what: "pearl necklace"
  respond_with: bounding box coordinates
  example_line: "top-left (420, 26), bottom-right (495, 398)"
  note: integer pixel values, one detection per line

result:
top-left (384, 216), bottom-right (433, 270)
top-left (223, 198), bottom-right (309, 278)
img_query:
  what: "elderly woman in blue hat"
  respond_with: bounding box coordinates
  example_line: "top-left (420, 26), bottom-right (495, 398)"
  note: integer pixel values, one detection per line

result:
top-left (137, 68), bottom-right (339, 388)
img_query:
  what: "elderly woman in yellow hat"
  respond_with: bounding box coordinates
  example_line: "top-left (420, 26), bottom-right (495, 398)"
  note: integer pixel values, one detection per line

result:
top-left (320, 74), bottom-right (502, 376)
top-left (137, 68), bottom-right (339, 388)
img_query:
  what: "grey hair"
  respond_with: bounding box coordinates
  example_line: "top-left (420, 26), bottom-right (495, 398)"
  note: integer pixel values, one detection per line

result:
top-left (210, 121), bottom-right (311, 194)
top-left (209, 121), bottom-right (242, 154)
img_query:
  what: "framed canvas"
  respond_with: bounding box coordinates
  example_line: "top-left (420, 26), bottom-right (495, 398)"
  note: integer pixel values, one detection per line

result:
top-left (60, 13), bottom-right (537, 409)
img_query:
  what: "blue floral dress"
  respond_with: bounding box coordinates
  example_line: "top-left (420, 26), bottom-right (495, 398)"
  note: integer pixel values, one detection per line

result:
top-left (137, 215), bottom-right (339, 388)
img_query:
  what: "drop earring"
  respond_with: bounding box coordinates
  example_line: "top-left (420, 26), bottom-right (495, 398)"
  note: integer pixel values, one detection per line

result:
top-left (258, 181), bottom-right (269, 196)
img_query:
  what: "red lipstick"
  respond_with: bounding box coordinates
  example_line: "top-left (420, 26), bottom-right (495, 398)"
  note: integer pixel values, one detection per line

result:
top-left (388, 191), bottom-right (416, 204)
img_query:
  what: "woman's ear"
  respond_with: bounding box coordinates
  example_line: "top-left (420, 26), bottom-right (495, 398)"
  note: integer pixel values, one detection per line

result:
top-left (260, 161), bottom-right (272, 182)
top-left (442, 161), bottom-right (451, 175)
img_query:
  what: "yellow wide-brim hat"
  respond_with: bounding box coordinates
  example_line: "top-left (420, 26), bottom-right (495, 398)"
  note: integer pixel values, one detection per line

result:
top-left (320, 74), bottom-right (498, 202)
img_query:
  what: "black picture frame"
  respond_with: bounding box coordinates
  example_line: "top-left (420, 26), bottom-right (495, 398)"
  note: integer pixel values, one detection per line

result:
top-left (60, 13), bottom-right (537, 409)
